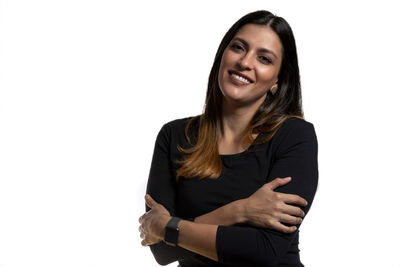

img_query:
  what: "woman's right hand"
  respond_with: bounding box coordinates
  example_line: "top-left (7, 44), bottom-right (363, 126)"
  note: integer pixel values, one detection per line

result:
top-left (241, 177), bottom-right (308, 233)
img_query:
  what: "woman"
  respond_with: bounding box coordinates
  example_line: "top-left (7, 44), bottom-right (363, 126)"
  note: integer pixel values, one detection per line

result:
top-left (139, 10), bottom-right (318, 266)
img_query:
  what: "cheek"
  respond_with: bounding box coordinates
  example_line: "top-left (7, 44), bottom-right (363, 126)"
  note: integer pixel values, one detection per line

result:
top-left (219, 52), bottom-right (229, 71)
top-left (257, 68), bottom-right (279, 85)
top-left (223, 50), bottom-right (241, 66)
top-left (218, 51), bottom-right (240, 81)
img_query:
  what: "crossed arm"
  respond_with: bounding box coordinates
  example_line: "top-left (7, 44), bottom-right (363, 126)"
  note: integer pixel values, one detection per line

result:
top-left (139, 119), bottom-right (318, 265)
top-left (139, 177), bottom-right (307, 262)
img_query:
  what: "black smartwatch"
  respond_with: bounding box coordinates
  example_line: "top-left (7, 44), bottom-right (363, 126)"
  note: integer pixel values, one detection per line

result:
top-left (164, 217), bottom-right (181, 246)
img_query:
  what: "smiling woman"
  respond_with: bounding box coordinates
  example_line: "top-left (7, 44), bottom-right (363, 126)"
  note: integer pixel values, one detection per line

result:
top-left (218, 24), bottom-right (282, 106)
top-left (139, 10), bottom-right (318, 267)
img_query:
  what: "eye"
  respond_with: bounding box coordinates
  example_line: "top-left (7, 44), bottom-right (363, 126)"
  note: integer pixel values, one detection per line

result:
top-left (259, 55), bottom-right (272, 64)
top-left (230, 43), bottom-right (244, 51)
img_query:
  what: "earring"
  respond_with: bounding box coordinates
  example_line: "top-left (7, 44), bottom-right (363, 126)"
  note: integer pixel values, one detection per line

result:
top-left (270, 85), bottom-right (278, 95)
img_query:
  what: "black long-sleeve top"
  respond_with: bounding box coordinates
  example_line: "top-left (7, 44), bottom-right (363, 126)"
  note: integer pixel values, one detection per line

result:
top-left (145, 116), bottom-right (319, 266)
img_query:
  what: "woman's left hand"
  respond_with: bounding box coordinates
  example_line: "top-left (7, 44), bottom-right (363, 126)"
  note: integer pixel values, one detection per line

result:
top-left (138, 194), bottom-right (171, 246)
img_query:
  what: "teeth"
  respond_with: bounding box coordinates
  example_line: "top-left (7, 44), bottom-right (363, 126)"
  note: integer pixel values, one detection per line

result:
top-left (231, 73), bottom-right (251, 84)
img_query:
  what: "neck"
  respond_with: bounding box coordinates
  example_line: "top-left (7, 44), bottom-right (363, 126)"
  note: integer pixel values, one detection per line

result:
top-left (219, 98), bottom-right (263, 142)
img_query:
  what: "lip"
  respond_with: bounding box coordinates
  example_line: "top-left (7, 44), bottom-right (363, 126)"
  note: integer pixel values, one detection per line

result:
top-left (228, 73), bottom-right (251, 86)
top-left (228, 70), bottom-right (254, 83)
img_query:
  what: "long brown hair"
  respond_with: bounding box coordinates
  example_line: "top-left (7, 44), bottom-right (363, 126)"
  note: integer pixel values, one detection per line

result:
top-left (176, 10), bottom-right (304, 179)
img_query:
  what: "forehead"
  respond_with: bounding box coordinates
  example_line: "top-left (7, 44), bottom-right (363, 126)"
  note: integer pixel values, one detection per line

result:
top-left (233, 24), bottom-right (283, 58)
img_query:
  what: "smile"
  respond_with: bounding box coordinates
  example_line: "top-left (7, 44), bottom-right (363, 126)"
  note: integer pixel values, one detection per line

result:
top-left (228, 71), bottom-right (253, 85)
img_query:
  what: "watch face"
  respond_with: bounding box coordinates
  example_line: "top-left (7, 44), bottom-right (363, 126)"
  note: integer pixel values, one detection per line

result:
top-left (164, 217), bottom-right (181, 246)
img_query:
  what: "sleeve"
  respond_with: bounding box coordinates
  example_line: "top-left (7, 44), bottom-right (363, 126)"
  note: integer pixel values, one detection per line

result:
top-left (216, 120), bottom-right (319, 266)
top-left (145, 123), bottom-right (196, 265)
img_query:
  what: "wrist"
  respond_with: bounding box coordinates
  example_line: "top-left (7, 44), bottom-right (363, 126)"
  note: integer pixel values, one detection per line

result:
top-left (155, 215), bottom-right (172, 239)
top-left (163, 216), bottom-right (182, 246)
top-left (234, 199), bottom-right (248, 224)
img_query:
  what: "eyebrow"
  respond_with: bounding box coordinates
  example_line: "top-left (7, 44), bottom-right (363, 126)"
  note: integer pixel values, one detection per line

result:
top-left (232, 37), bottom-right (278, 59)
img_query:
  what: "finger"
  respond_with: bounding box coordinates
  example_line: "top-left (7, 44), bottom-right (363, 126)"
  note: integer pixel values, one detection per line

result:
top-left (145, 194), bottom-right (157, 208)
top-left (279, 193), bottom-right (308, 207)
top-left (281, 204), bottom-right (305, 217)
top-left (146, 239), bottom-right (158, 246)
top-left (138, 224), bottom-right (146, 234)
top-left (140, 232), bottom-right (145, 239)
top-left (138, 212), bottom-right (148, 223)
top-left (277, 202), bottom-right (305, 217)
top-left (279, 214), bottom-right (303, 225)
top-left (265, 177), bottom-right (291, 190)
top-left (141, 239), bottom-right (147, 246)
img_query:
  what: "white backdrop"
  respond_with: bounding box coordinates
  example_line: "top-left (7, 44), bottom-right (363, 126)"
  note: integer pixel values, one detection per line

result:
top-left (1, 0), bottom-right (399, 266)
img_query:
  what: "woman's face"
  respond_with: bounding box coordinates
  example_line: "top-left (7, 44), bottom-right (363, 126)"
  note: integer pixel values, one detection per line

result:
top-left (218, 24), bottom-right (283, 107)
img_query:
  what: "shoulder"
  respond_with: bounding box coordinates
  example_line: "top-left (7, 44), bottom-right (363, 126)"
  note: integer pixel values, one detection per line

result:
top-left (162, 116), bottom-right (196, 129)
top-left (278, 117), bottom-right (316, 138)
top-left (155, 116), bottom-right (200, 146)
top-left (152, 116), bottom-right (200, 158)
top-left (272, 117), bottom-right (318, 154)
top-left (159, 115), bottom-right (199, 135)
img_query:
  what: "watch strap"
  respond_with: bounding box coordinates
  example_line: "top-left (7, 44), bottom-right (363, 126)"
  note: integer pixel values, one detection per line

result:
top-left (164, 217), bottom-right (181, 246)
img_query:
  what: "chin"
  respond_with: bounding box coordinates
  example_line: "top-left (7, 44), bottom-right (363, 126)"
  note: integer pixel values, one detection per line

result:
top-left (222, 94), bottom-right (248, 106)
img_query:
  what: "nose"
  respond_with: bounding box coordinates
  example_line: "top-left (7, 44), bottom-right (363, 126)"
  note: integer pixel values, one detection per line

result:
top-left (237, 52), bottom-right (254, 70)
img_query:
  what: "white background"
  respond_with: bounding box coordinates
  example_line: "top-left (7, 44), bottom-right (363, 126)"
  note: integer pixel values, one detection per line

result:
top-left (1, 0), bottom-right (399, 266)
